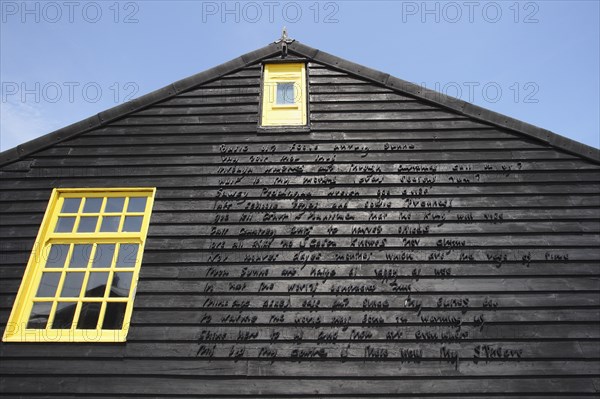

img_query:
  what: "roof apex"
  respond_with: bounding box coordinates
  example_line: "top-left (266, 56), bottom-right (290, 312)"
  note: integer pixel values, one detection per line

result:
top-left (1, 40), bottom-right (598, 166)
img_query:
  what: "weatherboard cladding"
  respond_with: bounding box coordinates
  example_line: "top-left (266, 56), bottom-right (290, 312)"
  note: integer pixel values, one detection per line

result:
top-left (0, 48), bottom-right (599, 397)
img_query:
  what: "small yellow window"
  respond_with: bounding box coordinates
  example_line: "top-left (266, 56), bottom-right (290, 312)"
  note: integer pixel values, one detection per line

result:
top-left (2, 188), bottom-right (156, 343)
top-left (261, 63), bottom-right (307, 127)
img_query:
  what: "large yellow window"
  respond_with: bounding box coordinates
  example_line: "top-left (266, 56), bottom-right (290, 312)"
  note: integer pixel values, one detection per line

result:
top-left (2, 188), bottom-right (156, 342)
top-left (261, 63), bottom-right (307, 126)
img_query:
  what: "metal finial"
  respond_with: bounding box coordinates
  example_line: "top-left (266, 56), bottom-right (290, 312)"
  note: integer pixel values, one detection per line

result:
top-left (275, 26), bottom-right (294, 58)
top-left (281, 26), bottom-right (288, 42)
top-left (276, 26), bottom-right (292, 43)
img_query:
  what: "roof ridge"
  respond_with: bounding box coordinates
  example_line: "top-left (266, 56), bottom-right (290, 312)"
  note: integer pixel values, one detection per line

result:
top-left (1, 40), bottom-right (598, 166)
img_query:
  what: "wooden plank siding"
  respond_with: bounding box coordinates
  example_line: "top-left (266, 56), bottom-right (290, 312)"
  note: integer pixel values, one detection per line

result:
top-left (1, 60), bottom-right (599, 398)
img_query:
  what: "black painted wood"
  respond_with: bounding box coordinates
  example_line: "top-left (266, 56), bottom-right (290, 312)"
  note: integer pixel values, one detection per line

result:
top-left (0, 61), bottom-right (599, 398)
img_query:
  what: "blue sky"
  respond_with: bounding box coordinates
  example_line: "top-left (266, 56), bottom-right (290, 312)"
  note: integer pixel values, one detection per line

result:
top-left (1, 0), bottom-right (599, 151)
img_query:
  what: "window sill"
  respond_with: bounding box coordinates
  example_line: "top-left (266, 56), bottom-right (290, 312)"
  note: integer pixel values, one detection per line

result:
top-left (257, 125), bottom-right (311, 134)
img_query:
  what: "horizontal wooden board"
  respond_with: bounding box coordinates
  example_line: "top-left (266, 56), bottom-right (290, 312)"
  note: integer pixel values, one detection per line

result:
top-left (108, 276), bottom-right (600, 295)
top-left (3, 359), bottom-right (598, 377)
top-left (125, 324), bottom-right (600, 342)
top-left (1, 260), bottom-right (599, 280)
top-left (1, 209), bottom-right (598, 231)
top-left (2, 376), bottom-right (599, 395)
top-left (83, 128), bottom-right (512, 140)
top-left (159, 95), bottom-right (259, 106)
top-left (1, 176), bottom-right (597, 201)
top-left (135, 104), bottom-right (260, 116)
top-left (2, 222), bottom-right (599, 245)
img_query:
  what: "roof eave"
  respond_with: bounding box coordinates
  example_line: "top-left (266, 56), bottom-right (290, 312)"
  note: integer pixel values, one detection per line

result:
top-left (287, 41), bottom-right (600, 164)
top-left (0, 42), bottom-right (281, 167)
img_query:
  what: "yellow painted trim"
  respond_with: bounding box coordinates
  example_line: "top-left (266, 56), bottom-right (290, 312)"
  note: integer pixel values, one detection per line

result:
top-left (261, 63), bottom-right (307, 126)
top-left (2, 187), bottom-right (156, 343)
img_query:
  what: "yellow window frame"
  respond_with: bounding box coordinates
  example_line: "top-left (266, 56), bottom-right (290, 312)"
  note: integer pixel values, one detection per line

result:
top-left (261, 63), bottom-right (307, 126)
top-left (2, 187), bottom-right (156, 343)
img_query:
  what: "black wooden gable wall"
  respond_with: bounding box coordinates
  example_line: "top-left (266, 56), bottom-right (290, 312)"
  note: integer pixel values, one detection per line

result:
top-left (1, 58), bottom-right (599, 398)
